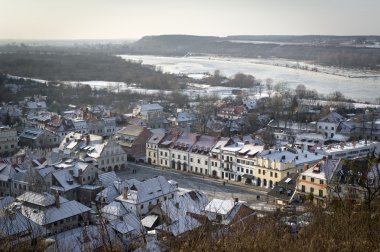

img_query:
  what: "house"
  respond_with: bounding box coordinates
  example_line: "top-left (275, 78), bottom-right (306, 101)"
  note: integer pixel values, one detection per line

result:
top-left (188, 135), bottom-right (218, 176)
top-left (268, 173), bottom-right (299, 205)
top-left (157, 131), bottom-right (181, 168)
top-left (100, 202), bottom-right (145, 243)
top-left (297, 158), bottom-right (338, 205)
top-left (150, 189), bottom-right (209, 227)
top-left (35, 159), bottom-right (100, 201)
top-left (155, 215), bottom-right (201, 238)
top-left (254, 148), bottom-right (322, 188)
top-left (146, 133), bottom-right (166, 165)
top-left (115, 125), bottom-right (152, 161)
top-left (114, 176), bottom-right (178, 217)
top-left (0, 162), bottom-right (31, 197)
top-left (19, 127), bottom-right (60, 149)
top-left (0, 126), bottom-right (18, 156)
top-left (217, 105), bottom-right (247, 120)
top-left (329, 157), bottom-right (380, 203)
top-left (45, 225), bottom-right (121, 252)
top-left (45, 116), bottom-right (75, 141)
top-left (317, 112), bottom-right (347, 139)
top-left (235, 144), bottom-right (265, 183)
top-left (133, 103), bottom-right (164, 129)
top-left (0, 210), bottom-right (47, 250)
top-left (169, 132), bottom-right (198, 171)
top-left (210, 137), bottom-right (245, 181)
top-left (167, 112), bottom-right (195, 130)
top-left (17, 191), bottom-right (91, 234)
top-left (204, 198), bottom-right (255, 225)
top-left (59, 132), bottom-right (128, 172)
top-left (210, 137), bottom-right (235, 178)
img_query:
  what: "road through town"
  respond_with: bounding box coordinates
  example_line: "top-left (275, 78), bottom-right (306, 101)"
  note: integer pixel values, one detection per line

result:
top-left (117, 162), bottom-right (278, 210)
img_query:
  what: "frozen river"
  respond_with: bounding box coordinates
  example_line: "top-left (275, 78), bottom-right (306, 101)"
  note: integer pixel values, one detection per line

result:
top-left (119, 54), bottom-right (380, 103)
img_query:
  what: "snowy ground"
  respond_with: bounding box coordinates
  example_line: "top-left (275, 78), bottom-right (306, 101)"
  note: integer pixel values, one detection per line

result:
top-left (119, 54), bottom-right (380, 103)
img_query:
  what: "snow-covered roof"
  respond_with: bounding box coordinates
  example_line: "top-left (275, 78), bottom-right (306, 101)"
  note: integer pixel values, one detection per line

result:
top-left (98, 171), bottom-right (119, 187)
top-left (46, 225), bottom-right (116, 252)
top-left (159, 190), bottom-right (208, 222)
top-left (141, 215), bottom-right (159, 229)
top-left (258, 149), bottom-right (322, 166)
top-left (318, 112), bottom-right (346, 124)
top-left (301, 159), bottom-right (338, 181)
top-left (155, 215), bottom-right (201, 237)
top-left (0, 212), bottom-right (47, 245)
top-left (101, 201), bottom-right (128, 217)
top-left (204, 199), bottom-right (235, 215)
top-left (140, 103), bottom-right (163, 112)
top-left (177, 112), bottom-right (194, 122)
top-left (0, 196), bottom-right (15, 209)
top-left (317, 140), bottom-right (379, 156)
top-left (17, 191), bottom-right (62, 207)
top-left (116, 176), bottom-right (177, 205)
top-left (20, 199), bottom-right (91, 225)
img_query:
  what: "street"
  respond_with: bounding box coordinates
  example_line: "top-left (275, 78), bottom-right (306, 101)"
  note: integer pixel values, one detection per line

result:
top-left (117, 162), bottom-right (278, 210)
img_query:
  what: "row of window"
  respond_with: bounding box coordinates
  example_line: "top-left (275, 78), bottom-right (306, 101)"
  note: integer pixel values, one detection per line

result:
top-left (301, 185), bottom-right (324, 197)
top-left (237, 167), bottom-right (254, 175)
top-left (101, 156), bottom-right (125, 165)
top-left (301, 175), bottom-right (324, 184)
top-left (0, 144), bottom-right (15, 150)
top-left (237, 159), bottom-right (255, 166)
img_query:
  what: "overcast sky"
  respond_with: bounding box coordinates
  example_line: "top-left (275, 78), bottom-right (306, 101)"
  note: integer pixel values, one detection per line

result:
top-left (0, 0), bottom-right (379, 40)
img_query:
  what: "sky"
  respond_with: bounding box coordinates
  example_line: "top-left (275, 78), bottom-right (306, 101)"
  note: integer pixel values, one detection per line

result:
top-left (0, 0), bottom-right (379, 40)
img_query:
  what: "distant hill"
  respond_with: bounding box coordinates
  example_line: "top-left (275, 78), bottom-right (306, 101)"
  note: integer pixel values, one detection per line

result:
top-left (129, 35), bottom-right (380, 69)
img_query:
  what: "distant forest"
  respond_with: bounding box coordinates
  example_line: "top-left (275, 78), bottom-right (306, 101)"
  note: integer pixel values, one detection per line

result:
top-left (129, 35), bottom-right (380, 70)
top-left (0, 50), bottom-right (183, 90)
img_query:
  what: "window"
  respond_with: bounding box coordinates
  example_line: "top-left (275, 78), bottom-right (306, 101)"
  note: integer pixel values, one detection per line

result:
top-left (270, 172), bottom-right (273, 177)
top-left (237, 167), bottom-right (240, 172)
top-left (301, 185), bottom-right (305, 192)
top-left (140, 205), bottom-right (144, 209)
top-left (258, 169), bottom-right (261, 174)
top-left (197, 159), bottom-right (200, 164)
top-left (311, 178), bottom-right (315, 183)
top-left (246, 169), bottom-right (249, 173)
top-left (205, 161), bottom-right (208, 165)
top-left (250, 170), bottom-right (253, 175)
top-left (310, 187), bottom-right (314, 193)
top-left (191, 158), bottom-right (193, 162)
top-left (263, 170), bottom-right (266, 175)
top-left (319, 190), bottom-right (323, 197)
top-left (302, 175), bottom-right (306, 180)
top-left (274, 173), bottom-right (277, 178)
top-left (172, 154), bottom-right (175, 158)
top-left (178, 154), bottom-right (180, 159)
top-left (320, 180), bottom-right (324, 185)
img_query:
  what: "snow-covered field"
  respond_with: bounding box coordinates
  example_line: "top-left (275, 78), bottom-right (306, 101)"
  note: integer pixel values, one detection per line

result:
top-left (119, 54), bottom-right (380, 103)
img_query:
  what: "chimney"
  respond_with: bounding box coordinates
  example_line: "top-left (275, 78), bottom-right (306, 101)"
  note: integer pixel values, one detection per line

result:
top-left (304, 164), bottom-right (309, 170)
top-left (123, 187), bottom-right (128, 199)
top-left (55, 191), bottom-right (60, 208)
top-left (233, 197), bottom-right (239, 205)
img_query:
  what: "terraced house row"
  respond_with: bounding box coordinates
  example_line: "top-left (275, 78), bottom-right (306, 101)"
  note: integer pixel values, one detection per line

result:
top-left (147, 131), bottom-right (336, 188)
